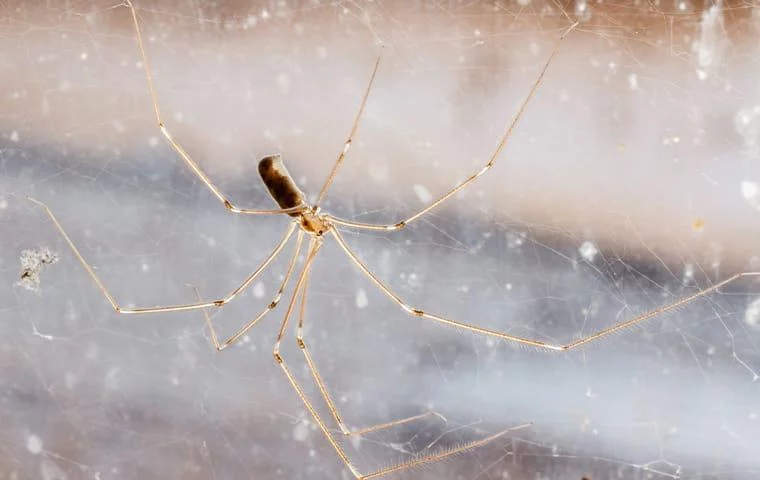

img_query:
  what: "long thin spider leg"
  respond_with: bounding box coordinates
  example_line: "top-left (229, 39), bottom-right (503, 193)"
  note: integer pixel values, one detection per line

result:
top-left (275, 236), bottom-right (532, 479)
top-left (314, 51), bottom-right (383, 207)
top-left (123, 0), bottom-right (304, 216)
top-left (332, 228), bottom-right (760, 352)
top-left (28, 196), bottom-right (296, 314)
top-left (325, 21), bottom-right (579, 232)
top-left (295, 264), bottom-right (447, 436)
top-left (190, 231), bottom-right (304, 351)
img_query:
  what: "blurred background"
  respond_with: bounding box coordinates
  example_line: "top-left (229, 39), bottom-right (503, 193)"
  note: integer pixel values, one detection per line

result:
top-left (2, 0), bottom-right (760, 478)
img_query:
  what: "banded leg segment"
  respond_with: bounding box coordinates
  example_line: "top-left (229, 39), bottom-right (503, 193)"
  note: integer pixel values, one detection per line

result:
top-left (295, 266), bottom-right (446, 436)
top-left (191, 231), bottom-right (304, 351)
top-left (325, 21), bottom-right (579, 233)
top-left (275, 237), bottom-right (532, 479)
top-left (123, 0), bottom-right (304, 216)
top-left (332, 228), bottom-right (760, 352)
top-left (30, 195), bottom-right (296, 315)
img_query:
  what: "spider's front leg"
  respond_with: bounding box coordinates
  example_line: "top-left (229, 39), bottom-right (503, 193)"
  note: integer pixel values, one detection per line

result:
top-left (28, 197), bottom-right (297, 316)
top-left (123, 0), bottom-right (304, 216)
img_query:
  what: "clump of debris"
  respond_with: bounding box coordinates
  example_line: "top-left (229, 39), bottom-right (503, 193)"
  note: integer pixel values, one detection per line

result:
top-left (16, 246), bottom-right (59, 293)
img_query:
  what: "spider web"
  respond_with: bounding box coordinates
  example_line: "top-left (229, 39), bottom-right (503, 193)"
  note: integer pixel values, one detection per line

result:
top-left (2, 0), bottom-right (760, 479)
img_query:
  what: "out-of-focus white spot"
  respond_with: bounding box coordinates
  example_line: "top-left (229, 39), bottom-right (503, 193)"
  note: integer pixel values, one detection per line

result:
top-left (682, 263), bottom-right (694, 284)
top-left (355, 288), bottom-right (368, 309)
top-left (245, 15), bottom-right (257, 27)
top-left (141, 261), bottom-right (149, 272)
top-left (745, 297), bottom-right (760, 328)
top-left (579, 240), bottom-right (598, 262)
top-left (79, 52), bottom-right (88, 61)
top-left (27, 434), bottom-right (43, 454)
top-left (293, 421), bottom-right (310, 442)
top-left (627, 73), bottom-right (638, 90)
top-left (10, 130), bottom-right (19, 142)
top-left (507, 231), bottom-right (526, 248)
top-left (706, 345), bottom-right (716, 356)
top-left (261, 9), bottom-right (271, 20)
top-left (742, 181), bottom-right (760, 210)
top-left (413, 184), bottom-right (432, 204)
top-left (505, 283), bottom-right (512, 291)
top-left (517, 0), bottom-right (530, 5)
top-left (316, 46), bottom-right (328, 59)
top-left (736, 106), bottom-right (760, 154)
top-left (277, 73), bottom-right (290, 94)
top-left (696, 3), bottom-right (725, 76)
top-left (253, 282), bottom-right (265, 299)
top-left (148, 136), bottom-right (159, 147)
top-left (696, 69), bottom-right (708, 80)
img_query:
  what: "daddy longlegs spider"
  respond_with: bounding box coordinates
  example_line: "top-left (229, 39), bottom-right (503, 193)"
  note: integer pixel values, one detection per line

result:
top-left (27, 2), bottom-right (760, 478)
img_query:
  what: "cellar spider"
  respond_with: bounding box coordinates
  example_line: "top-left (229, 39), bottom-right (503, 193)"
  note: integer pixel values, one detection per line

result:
top-left (27, 2), bottom-right (760, 478)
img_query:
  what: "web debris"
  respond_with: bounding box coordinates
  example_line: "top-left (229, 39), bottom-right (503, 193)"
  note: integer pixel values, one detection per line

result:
top-left (16, 246), bottom-right (60, 293)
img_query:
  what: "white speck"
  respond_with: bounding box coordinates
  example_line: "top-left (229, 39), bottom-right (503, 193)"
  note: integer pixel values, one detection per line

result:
top-left (9, 130), bottom-right (19, 142)
top-left (0, 197), bottom-right (7, 210)
top-left (27, 434), bottom-right (43, 454)
top-left (406, 272), bottom-right (422, 288)
top-left (253, 282), bottom-right (265, 299)
top-left (516, 0), bottom-right (530, 5)
top-left (293, 421), bottom-right (310, 442)
top-left (355, 288), bottom-right (368, 309)
top-left (141, 261), bottom-right (149, 272)
top-left (276, 73), bottom-right (290, 94)
top-left (505, 283), bottom-right (512, 291)
top-left (706, 345), bottom-right (716, 355)
top-left (741, 181), bottom-right (760, 210)
top-left (696, 69), bottom-right (708, 80)
top-left (413, 184), bottom-right (432, 204)
top-left (261, 8), bottom-right (271, 19)
top-left (628, 73), bottom-right (638, 90)
top-left (682, 263), bottom-right (694, 284)
top-left (79, 52), bottom-right (88, 61)
top-left (579, 240), bottom-right (598, 262)
top-left (745, 297), bottom-right (760, 328)
top-left (148, 136), bottom-right (159, 147)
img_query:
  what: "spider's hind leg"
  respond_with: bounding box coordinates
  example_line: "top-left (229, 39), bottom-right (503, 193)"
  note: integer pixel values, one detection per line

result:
top-left (295, 264), bottom-right (447, 437)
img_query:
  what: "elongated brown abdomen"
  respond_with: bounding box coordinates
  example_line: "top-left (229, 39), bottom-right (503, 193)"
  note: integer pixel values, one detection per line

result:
top-left (258, 154), bottom-right (306, 217)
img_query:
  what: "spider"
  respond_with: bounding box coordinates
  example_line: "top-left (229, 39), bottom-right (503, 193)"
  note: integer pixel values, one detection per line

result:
top-left (28, 2), bottom-right (760, 478)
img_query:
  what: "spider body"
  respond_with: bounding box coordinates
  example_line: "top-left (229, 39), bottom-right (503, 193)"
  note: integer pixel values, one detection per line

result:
top-left (258, 154), bottom-right (307, 217)
top-left (32, 5), bottom-right (755, 478)
top-left (258, 154), bottom-right (331, 237)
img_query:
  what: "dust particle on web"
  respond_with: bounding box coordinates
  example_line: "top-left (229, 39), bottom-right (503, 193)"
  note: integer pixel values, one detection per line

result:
top-left (355, 288), bottom-right (368, 309)
top-left (578, 240), bottom-right (598, 263)
top-left (16, 246), bottom-right (60, 293)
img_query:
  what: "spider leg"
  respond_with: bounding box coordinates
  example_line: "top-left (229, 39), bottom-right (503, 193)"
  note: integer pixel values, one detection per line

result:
top-left (331, 228), bottom-right (760, 351)
top-left (294, 256), bottom-right (447, 436)
top-left (189, 231), bottom-right (304, 351)
top-left (29, 196), bottom-right (297, 315)
top-left (325, 20), bottom-right (578, 233)
top-left (274, 236), bottom-right (531, 479)
top-left (123, 0), bottom-right (304, 216)
top-left (314, 51), bottom-right (383, 207)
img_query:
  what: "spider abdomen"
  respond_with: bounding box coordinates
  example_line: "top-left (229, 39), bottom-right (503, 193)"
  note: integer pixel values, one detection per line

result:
top-left (258, 154), bottom-right (306, 217)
